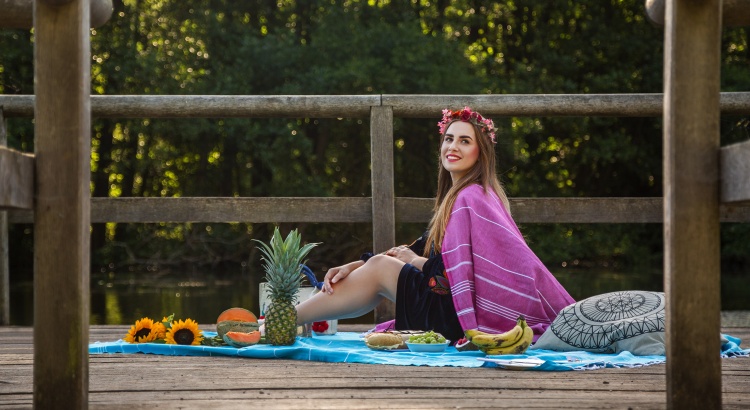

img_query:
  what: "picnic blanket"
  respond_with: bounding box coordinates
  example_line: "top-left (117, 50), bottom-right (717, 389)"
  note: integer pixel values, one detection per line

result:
top-left (89, 331), bottom-right (750, 371)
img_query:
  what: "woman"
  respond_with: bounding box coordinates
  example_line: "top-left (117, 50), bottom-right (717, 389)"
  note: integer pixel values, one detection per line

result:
top-left (296, 107), bottom-right (574, 342)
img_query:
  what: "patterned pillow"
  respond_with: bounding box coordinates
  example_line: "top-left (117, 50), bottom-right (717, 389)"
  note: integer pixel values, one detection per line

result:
top-left (530, 290), bottom-right (666, 356)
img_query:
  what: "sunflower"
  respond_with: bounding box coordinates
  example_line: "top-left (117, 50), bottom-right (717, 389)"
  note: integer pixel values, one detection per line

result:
top-left (153, 321), bottom-right (167, 340)
top-left (165, 319), bottom-right (204, 345)
top-left (124, 317), bottom-right (160, 343)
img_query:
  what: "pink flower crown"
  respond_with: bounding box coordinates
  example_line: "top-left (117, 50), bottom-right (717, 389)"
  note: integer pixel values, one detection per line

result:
top-left (437, 106), bottom-right (497, 144)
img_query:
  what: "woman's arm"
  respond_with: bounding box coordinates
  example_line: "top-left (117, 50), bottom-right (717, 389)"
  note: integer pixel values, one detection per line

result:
top-left (407, 255), bottom-right (427, 270)
top-left (322, 260), bottom-right (365, 294)
top-left (385, 245), bottom-right (426, 270)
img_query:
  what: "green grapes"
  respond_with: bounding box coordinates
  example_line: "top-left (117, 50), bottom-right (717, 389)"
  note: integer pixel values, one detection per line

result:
top-left (408, 331), bottom-right (446, 344)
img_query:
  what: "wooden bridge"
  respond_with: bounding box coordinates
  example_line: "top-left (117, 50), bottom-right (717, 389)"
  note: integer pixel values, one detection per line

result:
top-left (1, 0), bottom-right (750, 408)
top-left (0, 323), bottom-right (749, 408)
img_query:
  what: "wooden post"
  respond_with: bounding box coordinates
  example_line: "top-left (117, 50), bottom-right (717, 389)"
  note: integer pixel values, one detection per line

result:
top-left (646, 0), bottom-right (750, 27)
top-left (33, 0), bottom-right (91, 408)
top-left (0, 0), bottom-right (113, 29)
top-left (370, 106), bottom-right (396, 323)
top-left (663, 0), bottom-right (722, 408)
top-left (0, 110), bottom-right (8, 325)
top-left (720, 140), bottom-right (750, 203)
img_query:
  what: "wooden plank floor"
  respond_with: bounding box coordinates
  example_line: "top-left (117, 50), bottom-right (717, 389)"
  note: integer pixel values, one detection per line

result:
top-left (1, 324), bottom-right (748, 409)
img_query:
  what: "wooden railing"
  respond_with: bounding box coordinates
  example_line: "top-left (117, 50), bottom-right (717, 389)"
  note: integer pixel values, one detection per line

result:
top-left (3, 93), bottom-right (750, 322)
top-left (3, 94), bottom-right (750, 287)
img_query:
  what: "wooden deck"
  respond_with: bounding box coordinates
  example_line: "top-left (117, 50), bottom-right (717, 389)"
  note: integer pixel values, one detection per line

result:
top-left (1, 323), bottom-right (748, 409)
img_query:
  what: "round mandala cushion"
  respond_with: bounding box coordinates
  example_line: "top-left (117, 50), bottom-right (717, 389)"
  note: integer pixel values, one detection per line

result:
top-left (530, 290), bottom-right (666, 355)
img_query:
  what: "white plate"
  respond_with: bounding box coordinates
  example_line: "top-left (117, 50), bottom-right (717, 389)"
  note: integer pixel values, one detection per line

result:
top-left (369, 347), bottom-right (409, 352)
top-left (477, 357), bottom-right (545, 370)
top-left (366, 344), bottom-right (407, 351)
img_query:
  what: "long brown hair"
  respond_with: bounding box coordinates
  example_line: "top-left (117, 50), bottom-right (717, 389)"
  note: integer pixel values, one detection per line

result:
top-left (424, 120), bottom-right (511, 256)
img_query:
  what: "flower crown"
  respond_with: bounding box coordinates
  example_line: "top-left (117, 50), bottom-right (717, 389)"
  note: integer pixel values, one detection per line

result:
top-left (437, 106), bottom-right (497, 144)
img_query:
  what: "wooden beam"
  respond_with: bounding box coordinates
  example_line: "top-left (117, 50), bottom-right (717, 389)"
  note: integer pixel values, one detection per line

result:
top-left (385, 94), bottom-right (663, 117)
top-left (0, 95), bottom-right (380, 118)
top-left (5, 197), bottom-right (750, 224)
top-left (384, 93), bottom-right (750, 117)
top-left (94, 197), bottom-right (372, 223)
top-left (0, 111), bottom-right (9, 325)
top-left (0, 0), bottom-right (113, 28)
top-left (397, 197), bottom-right (667, 223)
top-left (0, 147), bottom-right (34, 210)
top-left (721, 140), bottom-right (750, 203)
top-left (646, 0), bottom-right (750, 27)
top-left (1, 93), bottom-right (750, 119)
top-left (663, 0), bottom-right (722, 408)
top-left (33, 0), bottom-right (91, 407)
top-left (370, 105), bottom-right (396, 323)
top-left (397, 198), bottom-right (750, 223)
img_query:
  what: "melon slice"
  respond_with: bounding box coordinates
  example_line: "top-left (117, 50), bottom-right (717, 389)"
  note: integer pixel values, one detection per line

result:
top-left (223, 330), bottom-right (261, 348)
top-left (216, 307), bottom-right (258, 339)
top-left (216, 307), bottom-right (258, 324)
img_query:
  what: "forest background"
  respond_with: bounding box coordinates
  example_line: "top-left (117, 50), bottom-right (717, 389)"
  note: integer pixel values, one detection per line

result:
top-left (1, 0), bottom-right (749, 322)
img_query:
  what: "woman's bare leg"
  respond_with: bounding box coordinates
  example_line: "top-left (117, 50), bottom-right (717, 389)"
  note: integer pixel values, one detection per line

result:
top-left (296, 255), bottom-right (404, 325)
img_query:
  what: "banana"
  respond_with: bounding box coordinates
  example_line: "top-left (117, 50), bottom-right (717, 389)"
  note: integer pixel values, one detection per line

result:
top-left (470, 324), bottom-right (523, 348)
top-left (482, 322), bottom-right (533, 355)
top-left (464, 329), bottom-right (490, 339)
top-left (466, 316), bottom-right (525, 349)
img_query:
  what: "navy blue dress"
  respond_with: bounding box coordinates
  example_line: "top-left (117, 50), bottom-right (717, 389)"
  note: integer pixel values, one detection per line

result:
top-left (364, 233), bottom-right (464, 343)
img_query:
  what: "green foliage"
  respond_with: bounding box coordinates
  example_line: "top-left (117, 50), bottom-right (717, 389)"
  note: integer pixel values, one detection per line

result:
top-left (2, 0), bottom-right (748, 275)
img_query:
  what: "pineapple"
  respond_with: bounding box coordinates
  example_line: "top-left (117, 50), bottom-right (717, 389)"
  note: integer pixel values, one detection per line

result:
top-left (254, 227), bottom-right (319, 346)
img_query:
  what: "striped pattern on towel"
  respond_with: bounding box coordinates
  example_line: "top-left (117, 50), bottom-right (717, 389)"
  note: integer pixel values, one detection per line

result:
top-left (442, 184), bottom-right (575, 339)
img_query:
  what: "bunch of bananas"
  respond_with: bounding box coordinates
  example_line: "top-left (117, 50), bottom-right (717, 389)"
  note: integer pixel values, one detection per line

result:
top-left (464, 316), bottom-right (533, 355)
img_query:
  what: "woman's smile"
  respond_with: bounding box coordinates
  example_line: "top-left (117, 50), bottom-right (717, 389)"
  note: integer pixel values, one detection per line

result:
top-left (441, 121), bottom-right (479, 183)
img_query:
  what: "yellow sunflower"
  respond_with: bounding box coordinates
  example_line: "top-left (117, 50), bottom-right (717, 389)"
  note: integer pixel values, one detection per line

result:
top-left (124, 317), bottom-right (160, 343)
top-left (165, 319), bottom-right (204, 345)
top-left (153, 321), bottom-right (167, 340)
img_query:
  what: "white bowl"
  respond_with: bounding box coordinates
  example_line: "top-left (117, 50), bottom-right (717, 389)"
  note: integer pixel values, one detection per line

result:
top-left (405, 341), bottom-right (450, 353)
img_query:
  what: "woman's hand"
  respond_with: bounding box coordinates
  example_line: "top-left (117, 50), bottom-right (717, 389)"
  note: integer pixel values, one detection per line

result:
top-left (322, 260), bottom-right (364, 294)
top-left (385, 245), bottom-right (420, 266)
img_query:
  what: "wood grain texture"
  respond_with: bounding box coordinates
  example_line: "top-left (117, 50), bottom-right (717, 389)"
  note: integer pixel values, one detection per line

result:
top-left (33, 0), bottom-right (91, 407)
top-left (1, 93), bottom-right (749, 118)
top-left (646, 0), bottom-right (750, 27)
top-left (0, 0), bottom-right (113, 28)
top-left (663, 0), bottom-right (723, 407)
top-left (0, 325), bottom-right (748, 409)
top-left (87, 197), bottom-right (372, 223)
top-left (0, 114), bottom-right (7, 325)
top-left (369, 106), bottom-right (395, 252)
top-left (0, 147), bottom-right (34, 210)
top-left (382, 93), bottom-right (750, 117)
top-left (6, 197), bottom-right (750, 224)
top-left (721, 139), bottom-right (750, 203)
top-left (370, 106), bottom-right (396, 323)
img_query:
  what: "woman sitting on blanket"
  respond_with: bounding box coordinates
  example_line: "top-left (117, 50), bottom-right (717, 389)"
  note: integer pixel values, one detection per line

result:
top-left (296, 107), bottom-right (575, 343)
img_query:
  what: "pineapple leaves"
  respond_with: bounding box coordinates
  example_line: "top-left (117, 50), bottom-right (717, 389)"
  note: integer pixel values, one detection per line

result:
top-left (253, 227), bottom-right (320, 304)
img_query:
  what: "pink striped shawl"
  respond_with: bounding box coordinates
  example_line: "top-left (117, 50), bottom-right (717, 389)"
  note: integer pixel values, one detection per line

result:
top-left (441, 184), bottom-right (575, 339)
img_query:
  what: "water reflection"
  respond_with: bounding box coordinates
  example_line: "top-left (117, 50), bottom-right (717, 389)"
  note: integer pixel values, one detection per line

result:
top-left (88, 273), bottom-right (261, 326)
top-left (8, 268), bottom-right (750, 326)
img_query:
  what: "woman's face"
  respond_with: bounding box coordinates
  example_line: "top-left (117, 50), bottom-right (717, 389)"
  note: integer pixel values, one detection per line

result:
top-left (441, 121), bottom-right (480, 184)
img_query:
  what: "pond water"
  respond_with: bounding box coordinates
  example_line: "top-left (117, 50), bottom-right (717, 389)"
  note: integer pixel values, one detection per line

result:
top-left (8, 268), bottom-right (750, 326)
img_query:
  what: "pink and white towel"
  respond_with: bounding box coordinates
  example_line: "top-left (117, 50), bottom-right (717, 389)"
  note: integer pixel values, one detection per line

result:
top-left (441, 184), bottom-right (575, 339)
